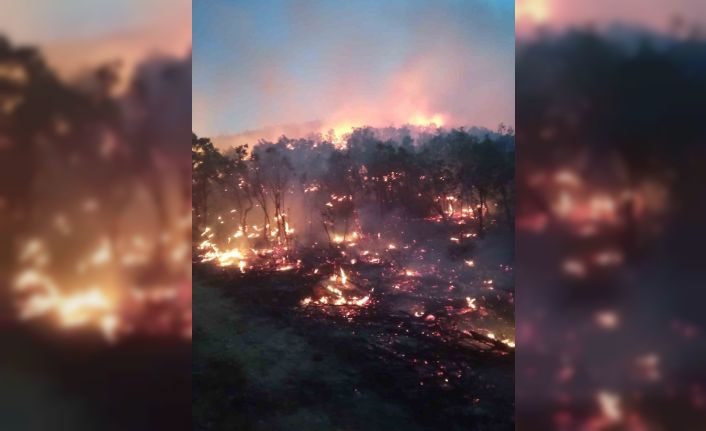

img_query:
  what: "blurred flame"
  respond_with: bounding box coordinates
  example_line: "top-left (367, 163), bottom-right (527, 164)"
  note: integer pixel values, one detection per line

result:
top-left (517, 0), bottom-right (550, 24)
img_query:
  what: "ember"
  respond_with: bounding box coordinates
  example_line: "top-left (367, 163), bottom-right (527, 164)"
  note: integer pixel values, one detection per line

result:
top-left (192, 2), bottom-right (515, 425)
top-left (193, 124), bottom-right (516, 428)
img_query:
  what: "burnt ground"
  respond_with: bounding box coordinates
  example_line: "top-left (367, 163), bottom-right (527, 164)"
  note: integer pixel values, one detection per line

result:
top-left (0, 324), bottom-right (191, 431)
top-left (193, 226), bottom-right (515, 430)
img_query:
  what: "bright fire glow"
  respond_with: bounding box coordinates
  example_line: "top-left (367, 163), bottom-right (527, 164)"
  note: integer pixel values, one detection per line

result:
top-left (517, 0), bottom-right (550, 24)
top-left (340, 267), bottom-right (347, 285)
top-left (301, 267), bottom-right (371, 308)
top-left (323, 113), bottom-right (444, 147)
top-left (407, 113), bottom-right (444, 127)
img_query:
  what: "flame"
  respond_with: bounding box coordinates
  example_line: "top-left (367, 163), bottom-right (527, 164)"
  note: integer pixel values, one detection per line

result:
top-left (14, 266), bottom-right (120, 341)
top-left (597, 391), bottom-right (623, 423)
top-left (323, 113), bottom-right (443, 147)
top-left (465, 297), bottom-right (477, 309)
top-left (407, 113), bottom-right (444, 127)
top-left (56, 289), bottom-right (112, 327)
top-left (353, 296), bottom-right (370, 307)
top-left (340, 267), bottom-right (347, 285)
top-left (325, 122), bottom-right (356, 146)
top-left (198, 228), bottom-right (251, 269)
top-left (517, 0), bottom-right (550, 24)
top-left (301, 267), bottom-right (371, 308)
top-left (14, 230), bottom-right (191, 342)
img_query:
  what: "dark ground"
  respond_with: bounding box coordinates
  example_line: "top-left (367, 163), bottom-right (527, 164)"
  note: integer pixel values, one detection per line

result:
top-left (0, 324), bottom-right (192, 431)
top-left (193, 226), bottom-right (515, 431)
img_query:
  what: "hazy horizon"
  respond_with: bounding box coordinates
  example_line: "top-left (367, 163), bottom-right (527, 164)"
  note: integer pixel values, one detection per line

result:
top-left (193, 0), bottom-right (515, 139)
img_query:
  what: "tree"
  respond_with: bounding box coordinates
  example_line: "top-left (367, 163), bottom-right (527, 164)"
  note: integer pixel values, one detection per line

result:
top-left (321, 150), bottom-right (356, 245)
top-left (223, 144), bottom-right (252, 232)
top-left (250, 138), bottom-right (294, 245)
top-left (457, 135), bottom-right (505, 237)
top-left (192, 133), bottom-right (230, 230)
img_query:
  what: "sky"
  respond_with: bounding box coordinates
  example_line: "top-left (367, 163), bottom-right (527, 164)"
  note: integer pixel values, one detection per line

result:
top-left (0, 0), bottom-right (191, 80)
top-left (193, 0), bottom-right (515, 140)
top-left (517, 0), bottom-right (706, 36)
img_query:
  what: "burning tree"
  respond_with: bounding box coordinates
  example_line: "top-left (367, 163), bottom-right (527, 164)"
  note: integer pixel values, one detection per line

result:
top-left (193, 124), bottom-right (516, 431)
top-left (3, 35), bottom-right (192, 341)
top-left (417, 133), bottom-right (460, 220)
top-left (222, 144), bottom-right (252, 234)
top-left (192, 124), bottom-right (515, 273)
top-left (251, 139), bottom-right (294, 246)
top-left (320, 150), bottom-right (357, 245)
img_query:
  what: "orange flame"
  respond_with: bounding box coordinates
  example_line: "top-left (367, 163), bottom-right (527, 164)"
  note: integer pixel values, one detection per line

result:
top-left (340, 267), bottom-right (347, 285)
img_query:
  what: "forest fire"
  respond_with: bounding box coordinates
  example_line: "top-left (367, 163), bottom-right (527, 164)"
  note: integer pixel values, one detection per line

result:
top-left (10, 224), bottom-right (191, 343)
top-left (511, 19), bottom-right (706, 429)
top-left (14, 267), bottom-right (120, 341)
top-left (197, 225), bottom-right (301, 273)
top-left (188, 1), bottom-right (519, 427)
top-left (2, 37), bottom-right (192, 344)
top-left (301, 267), bottom-right (372, 308)
top-left (324, 114), bottom-right (445, 147)
top-left (13, 227), bottom-right (192, 342)
top-left (192, 124), bottom-right (516, 379)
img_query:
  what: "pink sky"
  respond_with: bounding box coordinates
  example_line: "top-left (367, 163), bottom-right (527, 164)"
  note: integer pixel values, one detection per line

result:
top-left (517, 0), bottom-right (706, 37)
top-left (0, 0), bottom-right (191, 81)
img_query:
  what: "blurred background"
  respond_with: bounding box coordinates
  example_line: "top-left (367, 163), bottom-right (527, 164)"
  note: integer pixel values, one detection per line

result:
top-left (517, 0), bottom-right (706, 429)
top-left (0, 1), bottom-right (191, 430)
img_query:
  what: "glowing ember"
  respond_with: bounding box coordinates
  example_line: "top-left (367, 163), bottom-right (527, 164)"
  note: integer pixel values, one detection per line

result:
top-left (340, 267), bottom-right (347, 285)
top-left (465, 297), bottom-right (477, 310)
top-left (595, 310), bottom-right (620, 330)
top-left (13, 207), bottom-right (192, 342)
top-left (14, 265), bottom-right (122, 341)
top-left (501, 339), bottom-right (515, 349)
top-left (302, 267), bottom-right (372, 309)
top-left (597, 391), bottom-right (623, 423)
top-left (562, 259), bottom-right (586, 278)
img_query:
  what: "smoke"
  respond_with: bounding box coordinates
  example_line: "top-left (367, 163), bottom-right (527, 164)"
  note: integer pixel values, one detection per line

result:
top-left (515, 7), bottom-right (706, 428)
top-left (193, 0), bottom-right (514, 139)
top-left (0, 5), bottom-right (193, 341)
top-left (0, 7), bottom-right (193, 427)
top-left (0, 0), bottom-right (191, 90)
top-left (518, 0), bottom-right (706, 36)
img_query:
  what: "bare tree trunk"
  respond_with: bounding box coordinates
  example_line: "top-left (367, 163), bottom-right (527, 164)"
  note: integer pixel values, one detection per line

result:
top-left (475, 189), bottom-right (486, 237)
top-left (499, 186), bottom-right (513, 230)
top-left (321, 214), bottom-right (333, 247)
top-left (255, 188), bottom-right (270, 246)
